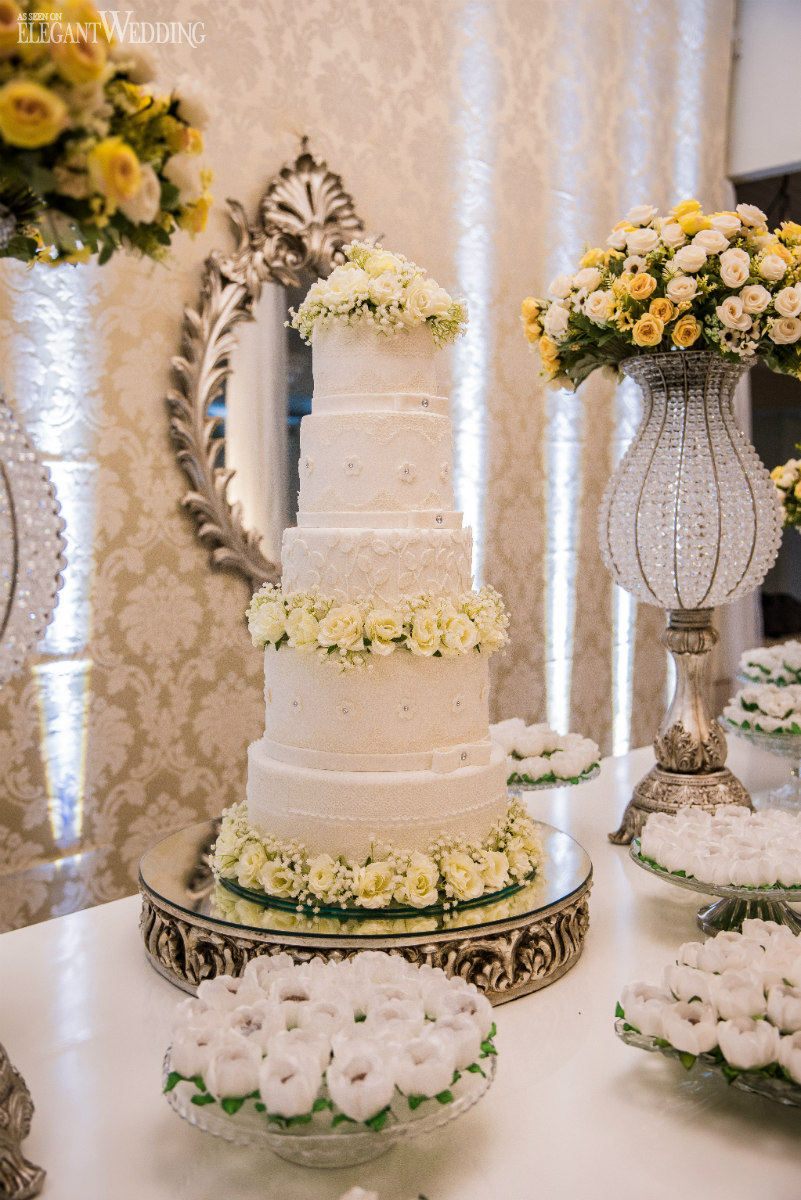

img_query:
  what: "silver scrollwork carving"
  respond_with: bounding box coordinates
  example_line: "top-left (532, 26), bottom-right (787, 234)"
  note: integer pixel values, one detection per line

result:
top-left (0, 1044), bottom-right (45, 1200)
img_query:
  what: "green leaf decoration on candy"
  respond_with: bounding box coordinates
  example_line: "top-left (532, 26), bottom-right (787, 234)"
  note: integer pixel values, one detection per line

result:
top-left (163, 1072), bottom-right (182, 1092)
top-left (221, 1097), bottom-right (245, 1115)
top-left (190, 1093), bottom-right (216, 1106)
top-left (435, 1089), bottom-right (454, 1105)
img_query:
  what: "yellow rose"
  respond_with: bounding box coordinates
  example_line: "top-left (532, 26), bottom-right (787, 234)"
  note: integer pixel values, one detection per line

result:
top-left (678, 212), bottom-right (711, 236)
top-left (649, 297), bottom-right (675, 323)
top-left (179, 194), bottom-right (212, 235)
top-left (523, 318), bottom-right (541, 344)
top-left (0, 80), bottom-right (68, 148)
top-left (0, 0), bottom-right (21, 55)
top-left (51, 24), bottom-right (107, 83)
top-left (671, 314), bottom-right (702, 348)
top-left (672, 198), bottom-right (701, 220)
top-left (88, 137), bottom-right (141, 207)
top-left (771, 465), bottom-right (785, 481)
top-left (795, 481), bottom-right (801, 501)
top-left (780, 221), bottom-right (801, 245)
top-left (631, 314), bottom-right (664, 347)
top-left (580, 247), bottom-right (605, 268)
top-left (521, 296), bottom-right (540, 321)
top-left (627, 272), bottom-right (657, 301)
top-left (539, 335), bottom-right (560, 367)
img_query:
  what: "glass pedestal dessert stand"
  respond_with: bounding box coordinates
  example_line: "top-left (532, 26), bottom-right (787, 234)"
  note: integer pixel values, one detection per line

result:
top-left (721, 718), bottom-right (801, 811)
top-left (507, 764), bottom-right (600, 799)
top-left (139, 818), bottom-right (593, 1004)
top-left (629, 840), bottom-right (801, 935)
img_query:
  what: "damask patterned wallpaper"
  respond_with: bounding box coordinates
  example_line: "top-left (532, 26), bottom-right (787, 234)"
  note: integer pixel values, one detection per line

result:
top-left (0, 0), bottom-right (736, 929)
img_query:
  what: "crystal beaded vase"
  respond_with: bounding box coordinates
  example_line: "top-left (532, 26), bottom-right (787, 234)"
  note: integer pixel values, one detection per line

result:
top-left (598, 351), bottom-right (783, 843)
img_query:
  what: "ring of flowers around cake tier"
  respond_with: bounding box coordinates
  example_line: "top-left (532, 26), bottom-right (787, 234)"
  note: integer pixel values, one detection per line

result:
top-left (212, 798), bottom-right (542, 913)
top-left (246, 585), bottom-right (509, 671)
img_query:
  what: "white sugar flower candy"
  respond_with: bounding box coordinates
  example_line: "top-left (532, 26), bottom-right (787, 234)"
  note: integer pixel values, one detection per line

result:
top-left (171, 997), bottom-right (216, 1033)
top-left (663, 964), bottom-right (713, 1005)
top-left (709, 969), bottom-right (767, 1020)
top-left (490, 717), bottom-right (528, 755)
top-left (270, 974), bottom-right (313, 1026)
top-left (697, 935), bottom-right (759, 975)
top-left (423, 985), bottom-right (494, 1039)
top-left (363, 1000), bottom-right (426, 1044)
top-left (204, 1036), bottom-right (262, 1099)
top-left (676, 942), bottom-right (704, 969)
top-left (433, 1013), bottom-right (484, 1070)
top-left (662, 1002), bottom-right (719, 1054)
top-left (258, 1049), bottom-right (322, 1119)
top-left (327, 1043), bottom-right (397, 1123)
top-left (619, 982), bottom-right (673, 1038)
top-left (296, 994), bottom-right (355, 1036)
top-left (779, 1031), bottom-right (801, 1084)
top-left (767, 984), bottom-right (801, 1033)
top-left (196, 974), bottom-right (262, 1013)
top-left (170, 1026), bottom-right (220, 1080)
top-left (717, 1016), bottom-right (780, 1070)
top-left (365, 982), bottom-right (423, 1012)
top-left (267, 1027), bottom-right (332, 1073)
top-left (225, 1001), bottom-right (284, 1051)
top-left (351, 951), bottom-right (414, 985)
top-left (728, 856), bottom-right (777, 888)
top-left (394, 1034), bottom-right (457, 1098)
top-left (741, 918), bottom-right (786, 945)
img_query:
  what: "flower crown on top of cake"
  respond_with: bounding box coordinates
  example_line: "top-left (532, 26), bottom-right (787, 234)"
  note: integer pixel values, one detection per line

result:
top-left (521, 200), bottom-right (801, 390)
top-left (289, 241), bottom-right (468, 347)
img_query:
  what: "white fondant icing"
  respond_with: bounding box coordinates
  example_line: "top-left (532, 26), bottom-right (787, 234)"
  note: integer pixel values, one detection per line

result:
top-left (312, 391), bottom-right (448, 416)
top-left (258, 734), bottom-right (492, 774)
top-left (312, 322), bottom-right (439, 401)
top-left (295, 511), bottom-right (462, 530)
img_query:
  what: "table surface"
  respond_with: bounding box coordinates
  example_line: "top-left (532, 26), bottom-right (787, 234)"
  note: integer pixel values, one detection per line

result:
top-left (3, 740), bottom-right (801, 1200)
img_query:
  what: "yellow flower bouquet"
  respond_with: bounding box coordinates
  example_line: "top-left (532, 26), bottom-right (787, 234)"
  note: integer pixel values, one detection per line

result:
top-left (771, 452), bottom-right (801, 528)
top-left (0, 2), bottom-right (212, 265)
top-left (522, 200), bottom-right (801, 389)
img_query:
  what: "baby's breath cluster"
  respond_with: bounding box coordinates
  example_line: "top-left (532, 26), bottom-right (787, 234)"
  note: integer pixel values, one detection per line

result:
top-left (246, 584), bottom-right (509, 670)
top-left (522, 200), bottom-right (801, 389)
top-left (212, 798), bottom-right (542, 913)
top-left (289, 241), bottom-right (468, 347)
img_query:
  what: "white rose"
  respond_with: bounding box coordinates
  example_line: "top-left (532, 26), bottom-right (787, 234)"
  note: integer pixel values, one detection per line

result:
top-left (110, 43), bottom-right (157, 83)
top-left (364, 607), bottom-right (404, 655)
top-left (709, 212), bottom-right (742, 238)
top-left (736, 202), bottom-right (768, 227)
top-left (625, 226), bottom-right (659, 254)
top-left (119, 163), bottom-right (161, 224)
top-left (477, 850), bottom-right (510, 891)
top-left (719, 247), bottom-right (752, 287)
top-left (774, 286), bottom-right (801, 317)
top-left (505, 836), bottom-right (532, 880)
top-left (770, 316), bottom-right (801, 344)
top-left (354, 861), bottom-right (395, 908)
top-left (364, 249), bottom-right (406, 278)
top-left (250, 600), bottom-right (286, 644)
top-left (692, 228), bottom-right (729, 254)
top-left (406, 608), bottom-right (441, 656)
top-left (323, 266), bottom-right (370, 309)
top-left (306, 853), bottom-right (338, 898)
top-left (285, 608), bottom-right (320, 650)
top-left (368, 271), bottom-right (402, 306)
top-left (759, 253), bottom-right (788, 281)
top-left (665, 275), bottom-right (697, 303)
top-left (171, 72), bottom-right (211, 128)
top-left (404, 276), bottom-right (447, 321)
top-left (660, 221), bottom-right (687, 248)
top-left (673, 244), bottom-right (708, 273)
top-left (317, 605), bottom-right (364, 651)
top-left (584, 289), bottom-right (613, 325)
top-left (573, 267), bottom-right (601, 291)
top-left (716, 296), bottom-right (752, 331)
top-left (439, 609), bottom-right (479, 654)
top-left (397, 853), bottom-right (439, 908)
top-left (606, 225), bottom-right (629, 250)
top-left (440, 851), bottom-right (483, 901)
top-left (626, 204), bottom-right (657, 226)
top-left (739, 283), bottom-right (771, 314)
top-left (548, 273), bottom-right (573, 299)
top-left (236, 841), bottom-right (268, 889)
top-left (163, 152), bottom-right (204, 202)
top-left (260, 858), bottom-right (297, 897)
top-left (542, 302), bottom-right (570, 341)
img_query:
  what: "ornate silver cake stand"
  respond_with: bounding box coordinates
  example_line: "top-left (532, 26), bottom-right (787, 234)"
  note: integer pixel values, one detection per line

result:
top-left (630, 839), bottom-right (801, 935)
top-left (139, 819), bottom-right (593, 1005)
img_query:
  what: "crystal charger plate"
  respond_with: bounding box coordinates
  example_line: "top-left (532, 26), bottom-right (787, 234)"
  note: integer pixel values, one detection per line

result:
top-left (614, 1019), bottom-right (801, 1109)
top-left (163, 1049), bottom-right (496, 1167)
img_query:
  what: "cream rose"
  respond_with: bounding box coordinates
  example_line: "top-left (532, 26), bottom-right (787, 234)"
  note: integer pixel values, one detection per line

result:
top-left (573, 266), bottom-right (601, 291)
top-left (736, 202), bottom-right (767, 227)
top-left (719, 247), bottom-right (752, 288)
top-left (739, 283), bottom-right (771, 314)
top-left (306, 853), bottom-right (338, 898)
top-left (317, 605), bottom-right (364, 651)
top-left (692, 228), bottom-right (729, 254)
top-left (477, 850), bottom-right (510, 891)
top-left (398, 853), bottom-right (440, 908)
top-left (542, 302), bottom-right (570, 341)
top-left (627, 204), bottom-right (657, 226)
top-left (716, 296), bottom-right (752, 331)
top-left (404, 276), bottom-right (448, 321)
top-left (660, 221), bottom-right (687, 249)
top-left (250, 600), bottom-right (286, 644)
top-left (235, 841), bottom-right (268, 889)
top-left (354, 861), bottom-right (395, 908)
top-left (440, 851), bottom-right (484, 901)
top-left (440, 610), bottom-right (479, 654)
top-left (505, 837), bottom-right (533, 879)
top-left (285, 607), bottom-right (321, 651)
top-left (162, 151), bottom-right (203, 202)
top-left (625, 226), bottom-right (659, 254)
top-left (406, 608), bottom-right (441, 657)
top-left (606, 226), bottom-right (629, 251)
top-left (673, 244), bottom-right (708, 273)
top-left (322, 266), bottom-right (370, 308)
top-left (770, 316), bottom-right (801, 344)
top-left (759, 253), bottom-right (788, 282)
top-left (364, 249), bottom-right (406, 278)
top-left (584, 289), bottom-right (613, 324)
top-left (709, 212), bottom-right (742, 238)
top-left (364, 608), bottom-right (404, 655)
top-left (548, 273), bottom-right (573, 299)
top-left (119, 162), bottom-right (161, 225)
top-left (368, 271), bottom-right (402, 306)
top-left (665, 274), bottom-right (698, 303)
top-left (774, 286), bottom-right (801, 318)
top-left (260, 858), bottom-right (296, 897)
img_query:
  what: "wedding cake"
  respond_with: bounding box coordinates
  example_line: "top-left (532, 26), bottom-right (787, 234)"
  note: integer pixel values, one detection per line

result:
top-left (213, 243), bottom-right (541, 911)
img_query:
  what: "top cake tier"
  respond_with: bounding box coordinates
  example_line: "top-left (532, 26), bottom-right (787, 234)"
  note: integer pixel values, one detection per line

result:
top-left (311, 322), bottom-right (448, 414)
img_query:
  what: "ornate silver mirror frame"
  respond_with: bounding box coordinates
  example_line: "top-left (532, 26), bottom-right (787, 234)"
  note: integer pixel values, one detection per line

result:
top-left (167, 140), bottom-right (365, 585)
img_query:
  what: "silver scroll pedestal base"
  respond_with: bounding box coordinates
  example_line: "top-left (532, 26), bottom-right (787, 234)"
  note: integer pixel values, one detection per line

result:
top-left (0, 1043), bottom-right (45, 1200)
top-left (139, 819), bottom-right (593, 1006)
top-left (609, 609), bottom-right (753, 845)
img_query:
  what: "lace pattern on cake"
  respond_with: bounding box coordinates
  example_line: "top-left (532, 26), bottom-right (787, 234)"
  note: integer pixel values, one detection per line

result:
top-left (313, 322), bottom-right (439, 398)
top-left (302, 486), bottom-right (447, 514)
top-left (305, 413), bottom-right (450, 448)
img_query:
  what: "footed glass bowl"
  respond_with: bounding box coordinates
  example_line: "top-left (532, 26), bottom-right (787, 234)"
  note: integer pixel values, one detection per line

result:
top-left (721, 717), bottom-right (801, 810)
top-left (163, 1052), bottom-right (496, 1167)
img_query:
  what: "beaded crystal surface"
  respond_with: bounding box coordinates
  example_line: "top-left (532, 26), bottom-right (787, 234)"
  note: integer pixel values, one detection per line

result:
top-left (598, 352), bottom-right (782, 609)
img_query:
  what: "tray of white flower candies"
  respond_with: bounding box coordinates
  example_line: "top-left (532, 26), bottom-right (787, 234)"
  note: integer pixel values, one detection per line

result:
top-left (492, 719), bottom-right (600, 790)
top-left (163, 952), bottom-right (497, 1167)
top-left (615, 920), bottom-right (801, 1108)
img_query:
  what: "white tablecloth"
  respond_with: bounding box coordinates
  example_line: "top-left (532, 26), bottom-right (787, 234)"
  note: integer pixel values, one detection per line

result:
top-left (2, 741), bottom-right (801, 1200)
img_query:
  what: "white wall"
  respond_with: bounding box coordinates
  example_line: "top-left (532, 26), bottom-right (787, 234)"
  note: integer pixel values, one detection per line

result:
top-left (729, 0), bottom-right (801, 180)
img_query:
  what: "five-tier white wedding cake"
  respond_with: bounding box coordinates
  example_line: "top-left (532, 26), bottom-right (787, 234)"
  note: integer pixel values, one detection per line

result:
top-left (213, 243), bottom-right (541, 911)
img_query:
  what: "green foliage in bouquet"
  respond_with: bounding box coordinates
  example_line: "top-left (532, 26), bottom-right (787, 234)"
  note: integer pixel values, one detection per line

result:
top-left (522, 200), bottom-right (801, 389)
top-left (0, 1), bottom-right (212, 265)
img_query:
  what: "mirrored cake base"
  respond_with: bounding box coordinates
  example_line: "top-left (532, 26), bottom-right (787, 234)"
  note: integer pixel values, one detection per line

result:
top-left (139, 818), bottom-right (593, 1005)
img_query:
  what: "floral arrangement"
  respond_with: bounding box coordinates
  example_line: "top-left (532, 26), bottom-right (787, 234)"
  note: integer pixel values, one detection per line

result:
top-left (491, 717), bottom-right (600, 786)
top-left (289, 241), bottom-right (468, 347)
top-left (722, 682), bottom-right (801, 735)
top-left (616, 919), bottom-right (801, 1086)
top-left (212, 797), bottom-right (542, 912)
top-left (771, 453), bottom-right (801, 528)
top-left (521, 200), bottom-right (801, 389)
top-left (0, 2), bottom-right (212, 265)
top-left (637, 807), bottom-right (801, 889)
top-left (246, 584), bottom-right (509, 671)
top-left (739, 641), bottom-right (801, 686)
top-left (164, 953), bottom-right (497, 1130)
